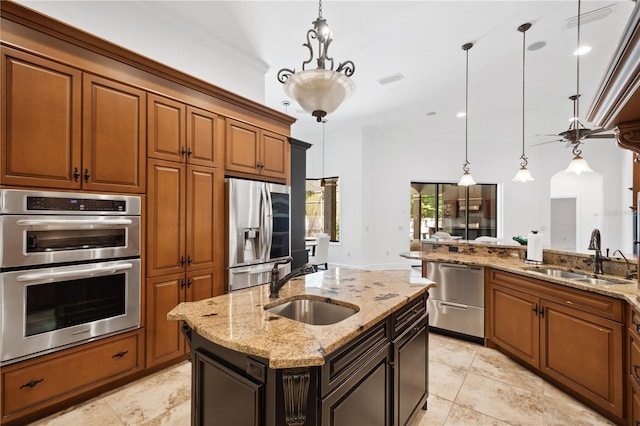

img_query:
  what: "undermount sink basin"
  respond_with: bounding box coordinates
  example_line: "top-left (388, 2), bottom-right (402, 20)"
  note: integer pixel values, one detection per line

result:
top-left (574, 277), bottom-right (631, 286)
top-left (265, 297), bottom-right (359, 326)
top-left (528, 268), bottom-right (588, 279)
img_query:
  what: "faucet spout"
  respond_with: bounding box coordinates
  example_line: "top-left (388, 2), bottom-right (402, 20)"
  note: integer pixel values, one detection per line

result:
top-left (612, 249), bottom-right (637, 280)
top-left (269, 258), bottom-right (315, 298)
top-left (588, 229), bottom-right (605, 274)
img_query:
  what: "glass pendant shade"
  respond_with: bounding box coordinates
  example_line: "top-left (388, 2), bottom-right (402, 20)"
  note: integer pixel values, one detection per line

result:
top-left (565, 154), bottom-right (593, 174)
top-left (458, 172), bottom-right (476, 186)
top-left (512, 166), bottom-right (535, 182)
top-left (283, 69), bottom-right (355, 122)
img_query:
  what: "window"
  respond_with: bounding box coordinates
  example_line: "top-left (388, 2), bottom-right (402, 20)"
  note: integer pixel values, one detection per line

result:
top-left (305, 177), bottom-right (340, 242)
top-left (410, 182), bottom-right (497, 244)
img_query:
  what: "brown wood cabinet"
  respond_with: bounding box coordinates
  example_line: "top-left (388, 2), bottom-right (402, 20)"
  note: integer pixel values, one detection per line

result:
top-left (147, 93), bottom-right (224, 168)
top-left (225, 118), bottom-right (288, 181)
top-left (145, 159), bottom-right (224, 367)
top-left (1, 329), bottom-right (144, 424)
top-left (627, 305), bottom-right (640, 424)
top-left (487, 269), bottom-right (624, 421)
top-left (1, 46), bottom-right (145, 193)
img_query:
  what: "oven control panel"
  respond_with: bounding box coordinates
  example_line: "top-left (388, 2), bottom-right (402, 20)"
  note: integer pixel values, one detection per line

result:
top-left (27, 196), bottom-right (126, 212)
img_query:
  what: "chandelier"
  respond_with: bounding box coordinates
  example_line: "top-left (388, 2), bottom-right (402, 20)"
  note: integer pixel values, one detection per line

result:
top-left (277, 0), bottom-right (356, 122)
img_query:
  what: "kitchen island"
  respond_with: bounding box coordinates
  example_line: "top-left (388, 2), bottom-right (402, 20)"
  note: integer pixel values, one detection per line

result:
top-left (168, 268), bottom-right (435, 426)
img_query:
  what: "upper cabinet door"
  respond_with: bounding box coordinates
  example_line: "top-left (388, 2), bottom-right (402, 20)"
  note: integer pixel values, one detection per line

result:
top-left (1, 47), bottom-right (82, 189)
top-left (260, 130), bottom-right (288, 179)
top-left (148, 93), bottom-right (186, 163)
top-left (82, 74), bottom-right (146, 193)
top-left (187, 106), bottom-right (223, 168)
top-left (225, 118), bottom-right (260, 175)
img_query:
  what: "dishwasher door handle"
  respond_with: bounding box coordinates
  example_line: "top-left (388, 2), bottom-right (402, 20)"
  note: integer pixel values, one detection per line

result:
top-left (440, 263), bottom-right (468, 270)
top-left (438, 301), bottom-right (469, 310)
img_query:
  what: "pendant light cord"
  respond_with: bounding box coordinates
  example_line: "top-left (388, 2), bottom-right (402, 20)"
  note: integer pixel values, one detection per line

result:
top-left (575, 0), bottom-right (581, 149)
top-left (518, 23), bottom-right (531, 167)
top-left (462, 43), bottom-right (473, 173)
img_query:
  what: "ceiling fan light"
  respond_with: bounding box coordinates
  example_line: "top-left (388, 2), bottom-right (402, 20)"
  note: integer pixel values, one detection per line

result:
top-left (458, 171), bottom-right (476, 187)
top-left (513, 166), bottom-right (535, 183)
top-left (565, 154), bottom-right (593, 175)
top-left (283, 69), bottom-right (355, 122)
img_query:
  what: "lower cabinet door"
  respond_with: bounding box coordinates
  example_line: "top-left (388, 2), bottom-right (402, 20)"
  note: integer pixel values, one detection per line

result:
top-left (321, 344), bottom-right (391, 426)
top-left (394, 320), bottom-right (428, 426)
top-left (193, 350), bottom-right (263, 426)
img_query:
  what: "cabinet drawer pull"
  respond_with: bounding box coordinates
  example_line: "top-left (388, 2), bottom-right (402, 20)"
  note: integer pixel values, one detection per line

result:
top-left (84, 168), bottom-right (90, 182)
top-left (187, 277), bottom-right (192, 288)
top-left (73, 167), bottom-right (80, 182)
top-left (180, 256), bottom-right (186, 266)
top-left (180, 279), bottom-right (186, 289)
top-left (187, 147), bottom-right (192, 157)
top-left (533, 304), bottom-right (539, 315)
top-left (112, 350), bottom-right (129, 358)
top-left (181, 146), bottom-right (187, 156)
top-left (540, 306), bottom-right (545, 318)
top-left (187, 255), bottom-right (192, 265)
top-left (20, 379), bottom-right (44, 389)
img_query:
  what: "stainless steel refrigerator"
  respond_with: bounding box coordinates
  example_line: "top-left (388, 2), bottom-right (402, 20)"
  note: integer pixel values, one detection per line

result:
top-left (225, 178), bottom-right (291, 291)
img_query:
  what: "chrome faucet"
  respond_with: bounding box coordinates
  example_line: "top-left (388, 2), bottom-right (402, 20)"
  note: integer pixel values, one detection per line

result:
top-left (269, 257), bottom-right (315, 299)
top-left (588, 228), bottom-right (606, 274)
top-left (611, 249), bottom-right (638, 280)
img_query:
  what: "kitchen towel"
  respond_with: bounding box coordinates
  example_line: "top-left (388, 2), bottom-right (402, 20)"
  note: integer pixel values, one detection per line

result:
top-left (527, 231), bottom-right (543, 262)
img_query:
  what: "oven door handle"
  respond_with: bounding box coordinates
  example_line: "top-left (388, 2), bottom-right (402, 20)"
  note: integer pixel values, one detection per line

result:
top-left (16, 263), bottom-right (134, 282)
top-left (16, 219), bottom-right (133, 226)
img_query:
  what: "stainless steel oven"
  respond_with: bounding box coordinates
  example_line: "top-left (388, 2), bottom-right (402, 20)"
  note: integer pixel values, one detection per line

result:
top-left (0, 189), bottom-right (141, 365)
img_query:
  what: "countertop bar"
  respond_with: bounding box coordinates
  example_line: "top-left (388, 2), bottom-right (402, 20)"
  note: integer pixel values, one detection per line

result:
top-left (401, 247), bottom-right (639, 310)
top-left (168, 268), bottom-right (435, 369)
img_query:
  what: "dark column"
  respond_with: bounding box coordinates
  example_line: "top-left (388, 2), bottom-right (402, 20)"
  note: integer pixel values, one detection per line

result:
top-left (290, 138), bottom-right (312, 270)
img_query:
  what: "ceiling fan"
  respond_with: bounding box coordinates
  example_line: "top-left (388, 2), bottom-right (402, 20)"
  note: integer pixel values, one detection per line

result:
top-left (533, 0), bottom-right (615, 150)
top-left (533, 94), bottom-right (615, 148)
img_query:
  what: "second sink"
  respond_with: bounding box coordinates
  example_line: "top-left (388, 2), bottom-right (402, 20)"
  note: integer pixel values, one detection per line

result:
top-left (265, 297), bottom-right (359, 326)
top-left (528, 268), bottom-right (588, 279)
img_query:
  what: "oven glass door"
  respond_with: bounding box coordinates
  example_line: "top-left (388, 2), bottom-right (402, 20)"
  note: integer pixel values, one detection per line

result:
top-left (0, 259), bottom-right (140, 364)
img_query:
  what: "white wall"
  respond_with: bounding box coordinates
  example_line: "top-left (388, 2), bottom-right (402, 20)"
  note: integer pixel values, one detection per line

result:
top-left (17, 1), bottom-right (268, 103)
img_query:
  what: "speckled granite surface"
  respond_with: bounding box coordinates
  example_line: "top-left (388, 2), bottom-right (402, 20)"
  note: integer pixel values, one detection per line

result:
top-left (167, 268), bottom-right (435, 369)
top-left (401, 245), bottom-right (640, 310)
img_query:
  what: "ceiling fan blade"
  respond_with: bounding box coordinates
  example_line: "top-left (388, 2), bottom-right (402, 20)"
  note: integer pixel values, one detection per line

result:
top-left (586, 134), bottom-right (615, 139)
top-left (587, 127), bottom-right (610, 135)
top-left (530, 139), bottom-right (562, 147)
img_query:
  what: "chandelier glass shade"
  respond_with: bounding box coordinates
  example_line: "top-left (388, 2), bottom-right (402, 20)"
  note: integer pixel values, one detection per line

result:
top-left (278, 0), bottom-right (356, 122)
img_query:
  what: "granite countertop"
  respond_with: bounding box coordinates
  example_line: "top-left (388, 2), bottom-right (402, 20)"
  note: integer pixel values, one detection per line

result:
top-left (167, 268), bottom-right (435, 369)
top-left (401, 250), bottom-right (639, 310)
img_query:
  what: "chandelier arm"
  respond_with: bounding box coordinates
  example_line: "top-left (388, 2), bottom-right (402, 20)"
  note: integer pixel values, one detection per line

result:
top-left (572, 143), bottom-right (583, 157)
top-left (336, 61), bottom-right (356, 76)
top-left (302, 29), bottom-right (317, 70)
top-left (277, 68), bottom-right (295, 84)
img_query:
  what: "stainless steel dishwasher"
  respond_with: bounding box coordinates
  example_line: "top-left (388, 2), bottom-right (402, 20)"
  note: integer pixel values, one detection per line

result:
top-left (426, 262), bottom-right (484, 341)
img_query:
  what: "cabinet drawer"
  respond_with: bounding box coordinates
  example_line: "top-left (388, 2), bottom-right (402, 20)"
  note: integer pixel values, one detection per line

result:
top-left (392, 295), bottom-right (427, 337)
top-left (630, 306), bottom-right (640, 338)
top-left (632, 381), bottom-right (640, 426)
top-left (321, 320), bottom-right (389, 397)
top-left (3, 332), bottom-right (142, 416)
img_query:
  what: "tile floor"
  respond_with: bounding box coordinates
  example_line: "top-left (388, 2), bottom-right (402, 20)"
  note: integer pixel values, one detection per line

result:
top-left (33, 332), bottom-right (614, 425)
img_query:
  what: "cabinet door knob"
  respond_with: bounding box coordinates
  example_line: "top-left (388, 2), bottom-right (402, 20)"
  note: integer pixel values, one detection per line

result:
top-left (20, 379), bottom-right (44, 389)
top-left (180, 256), bottom-right (186, 266)
top-left (84, 169), bottom-right (90, 182)
top-left (181, 146), bottom-right (187, 157)
top-left (180, 278), bottom-right (186, 289)
top-left (73, 167), bottom-right (80, 182)
top-left (187, 147), bottom-right (192, 157)
top-left (187, 255), bottom-right (192, 265)
top-left (187, 277), bottom-right (192, 288)
top-left (533, 304), bottom-right (539, 315)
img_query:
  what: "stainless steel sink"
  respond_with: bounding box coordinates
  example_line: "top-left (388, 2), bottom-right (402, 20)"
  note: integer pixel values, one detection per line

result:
top-left (265, 297), bottom-right (359, 325)
top-left (574, 277), bottom-right (631, 286)
top-left (528, 268), bottom-right (588, 279)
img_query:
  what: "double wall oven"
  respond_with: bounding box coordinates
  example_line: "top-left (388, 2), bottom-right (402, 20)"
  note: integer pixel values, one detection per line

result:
top-left (0, 189), bottom-right (141, 365)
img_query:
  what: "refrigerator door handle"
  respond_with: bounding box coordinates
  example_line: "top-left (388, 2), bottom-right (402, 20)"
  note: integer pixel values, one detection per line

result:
top-left (263, 186), bottom-right (273, 261)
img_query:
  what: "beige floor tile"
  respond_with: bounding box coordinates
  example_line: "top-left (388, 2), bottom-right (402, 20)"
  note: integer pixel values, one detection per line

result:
top-left (409, 393), bottom-right (453, 426)
top-left (542, 382), bottom-right (615, 426)
top-left (142, 400), bottom-right (191, 426)
top-left (429, 360), bottom-right (468, 401)
top-left (30, 400), bottom-right (123, 426)
top-left (470, 346), bottom-right (544, 394)
top-left (444, 403), bottom-right (512, 426)
top-left (103, 364), bottom-right (190, 425)
top-left (429, 332), bottom-right (480, 370)
top-left (455, 371), bottom-right (544, 425)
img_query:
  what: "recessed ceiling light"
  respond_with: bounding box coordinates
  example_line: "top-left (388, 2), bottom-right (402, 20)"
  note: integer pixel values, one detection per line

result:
top-left (456, 112), bottom-right (466, 118)
top-left (528, 41), bottom-right (546, 51)
top-left (573, 45), bottom-right (592, 55)
top-left (377, 73), bottom-right (404, 86)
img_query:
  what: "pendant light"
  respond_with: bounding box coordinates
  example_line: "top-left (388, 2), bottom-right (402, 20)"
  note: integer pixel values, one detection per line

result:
top-left (513, 23), bottom-right (535, 183)
top-left (565, 0), bottom-right (593, 174)
top-left (277, 0), bottom-right (356, 122)
top-left (458, 42), bottom-right (476, 187)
